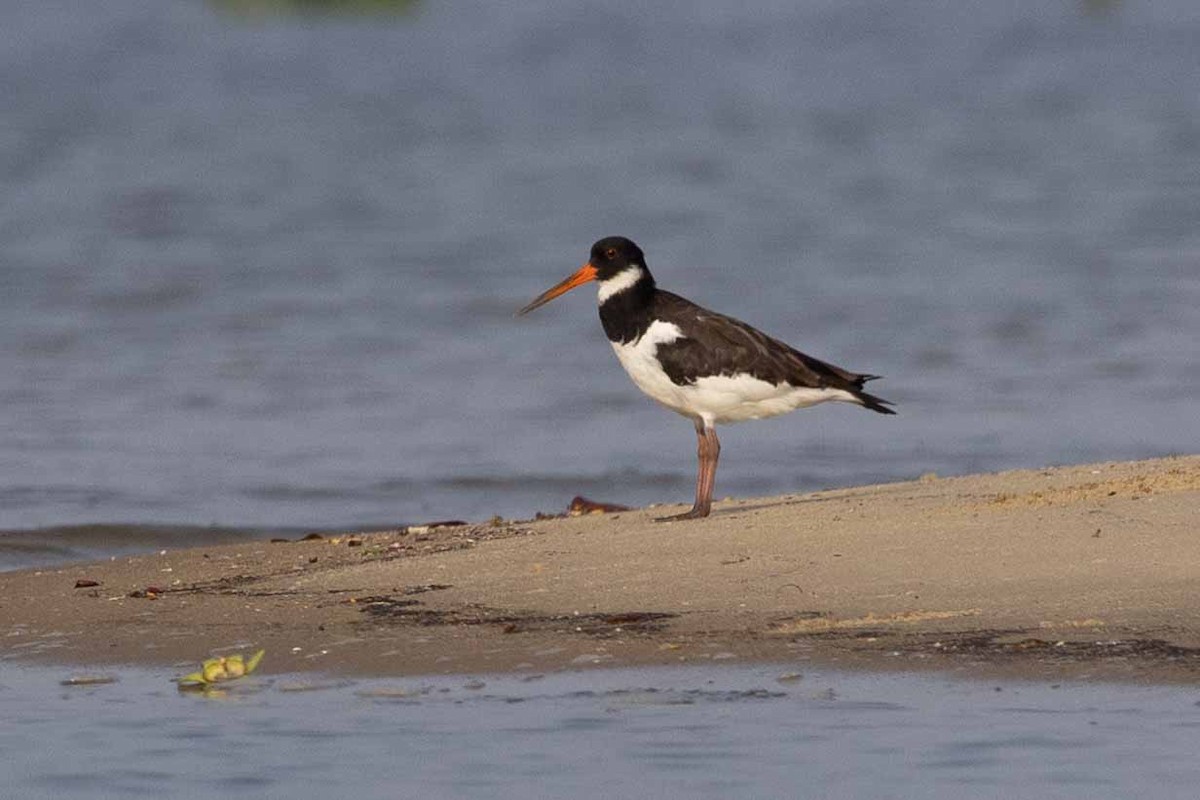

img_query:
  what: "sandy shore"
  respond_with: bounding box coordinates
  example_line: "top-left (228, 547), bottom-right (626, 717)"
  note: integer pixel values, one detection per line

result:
top-left (3, 455), bottom-right (1199, 683)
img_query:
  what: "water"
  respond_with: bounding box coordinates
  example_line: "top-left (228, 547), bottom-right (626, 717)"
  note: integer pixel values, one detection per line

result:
top-left (1, 663), bottom-right (1197, 799)
top-left (2, 0), bottom-right (1199, 566)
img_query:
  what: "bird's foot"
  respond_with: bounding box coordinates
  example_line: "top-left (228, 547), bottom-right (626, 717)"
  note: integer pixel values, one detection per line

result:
top-left (654, 505), bottom-right (710, 522)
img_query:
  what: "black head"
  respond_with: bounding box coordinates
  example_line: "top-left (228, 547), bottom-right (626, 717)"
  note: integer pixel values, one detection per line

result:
top-left (517, 236), bottom-right (653, 315)
top-left (588, 236), bottom-right (646, 281)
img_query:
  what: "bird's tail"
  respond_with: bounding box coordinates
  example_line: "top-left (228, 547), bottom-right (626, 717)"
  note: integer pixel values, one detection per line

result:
top-left (851, 375), bottom-right (896, 415)
top-left (854, 389), bottom-right (896, 415)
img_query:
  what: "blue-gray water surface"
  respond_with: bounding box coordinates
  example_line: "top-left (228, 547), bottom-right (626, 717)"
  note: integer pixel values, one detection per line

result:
top-left (2, 0), bottom-right (1199, 567)
top-left (2, 664), bottom-right (1199, 799)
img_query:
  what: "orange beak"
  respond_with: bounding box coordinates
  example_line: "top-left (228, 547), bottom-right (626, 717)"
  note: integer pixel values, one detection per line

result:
top-left (517, 263), bottom-right (598, 315)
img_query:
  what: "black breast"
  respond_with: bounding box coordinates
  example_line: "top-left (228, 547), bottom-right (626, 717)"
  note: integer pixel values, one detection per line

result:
top-left (597, 278), bottom-right (657, 345)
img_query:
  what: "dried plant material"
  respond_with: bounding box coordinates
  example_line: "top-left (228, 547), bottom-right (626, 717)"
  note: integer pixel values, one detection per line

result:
top-left (568, 496), bottom-right (631, 516)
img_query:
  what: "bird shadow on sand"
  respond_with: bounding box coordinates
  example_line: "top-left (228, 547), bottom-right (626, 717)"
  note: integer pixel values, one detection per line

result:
top-left (708, 494), bottom-right (847, 516)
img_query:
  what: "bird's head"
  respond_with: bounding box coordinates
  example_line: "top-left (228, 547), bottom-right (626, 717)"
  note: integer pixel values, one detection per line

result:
top-left (518, 236), bottom-right (650, 315)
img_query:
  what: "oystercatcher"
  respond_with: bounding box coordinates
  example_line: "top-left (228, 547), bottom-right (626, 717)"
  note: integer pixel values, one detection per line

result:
top-left (518, 236), bottom-right (895, 521)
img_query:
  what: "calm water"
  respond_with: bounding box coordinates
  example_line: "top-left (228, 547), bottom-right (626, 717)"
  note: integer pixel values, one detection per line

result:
top-left (1, 663), bottom-right (1198, 799)
top-left (2, 0), bottom-right (1199, 566)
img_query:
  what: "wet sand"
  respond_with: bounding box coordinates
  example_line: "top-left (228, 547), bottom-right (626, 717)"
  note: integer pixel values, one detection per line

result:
top-left (3, 456), bottom-right (1199, 683)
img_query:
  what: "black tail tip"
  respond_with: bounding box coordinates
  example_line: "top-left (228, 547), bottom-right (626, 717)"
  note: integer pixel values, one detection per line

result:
top-left (858, 392), bottom-right (896, 415)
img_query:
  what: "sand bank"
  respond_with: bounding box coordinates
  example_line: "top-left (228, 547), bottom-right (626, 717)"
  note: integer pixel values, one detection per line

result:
top-left (3, 456), bottom-right (1199, 682)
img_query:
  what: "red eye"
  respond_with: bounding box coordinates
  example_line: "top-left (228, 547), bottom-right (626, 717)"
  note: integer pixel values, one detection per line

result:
top-left (605, 248), bottom-right (616, 258)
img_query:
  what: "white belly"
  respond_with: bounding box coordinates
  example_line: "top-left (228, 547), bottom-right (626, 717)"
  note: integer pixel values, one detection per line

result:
top-left (610, 321), bottom-right (856, 426)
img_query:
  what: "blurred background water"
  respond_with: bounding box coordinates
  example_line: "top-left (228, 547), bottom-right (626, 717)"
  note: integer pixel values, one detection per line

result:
top-left (2, 0), bottom-right (1198, 567)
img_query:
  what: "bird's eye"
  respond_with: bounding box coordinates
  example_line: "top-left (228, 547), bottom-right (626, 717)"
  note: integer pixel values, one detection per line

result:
top-left (605, 248), bottom-right (617, 259)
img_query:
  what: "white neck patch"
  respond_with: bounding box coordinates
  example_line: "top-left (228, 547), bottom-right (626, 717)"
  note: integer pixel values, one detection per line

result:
top-left (596, 266), bottom-right (644, 305)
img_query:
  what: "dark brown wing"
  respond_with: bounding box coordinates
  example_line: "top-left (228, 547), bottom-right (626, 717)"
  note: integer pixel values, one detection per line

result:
top-left (651, 291), bottom-right (895, 414)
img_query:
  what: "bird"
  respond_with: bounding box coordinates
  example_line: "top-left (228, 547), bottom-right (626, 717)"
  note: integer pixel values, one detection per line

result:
top-left (518, 236), bottom-right (895, 521)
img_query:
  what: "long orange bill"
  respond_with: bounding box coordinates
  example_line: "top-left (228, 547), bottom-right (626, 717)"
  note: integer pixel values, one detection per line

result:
top-left (517, 263), bottom-right (598, 315)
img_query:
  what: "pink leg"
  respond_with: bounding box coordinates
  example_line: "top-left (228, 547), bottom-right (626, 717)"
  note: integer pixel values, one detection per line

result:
top-left (656, 420), bottom-right (720, 522)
